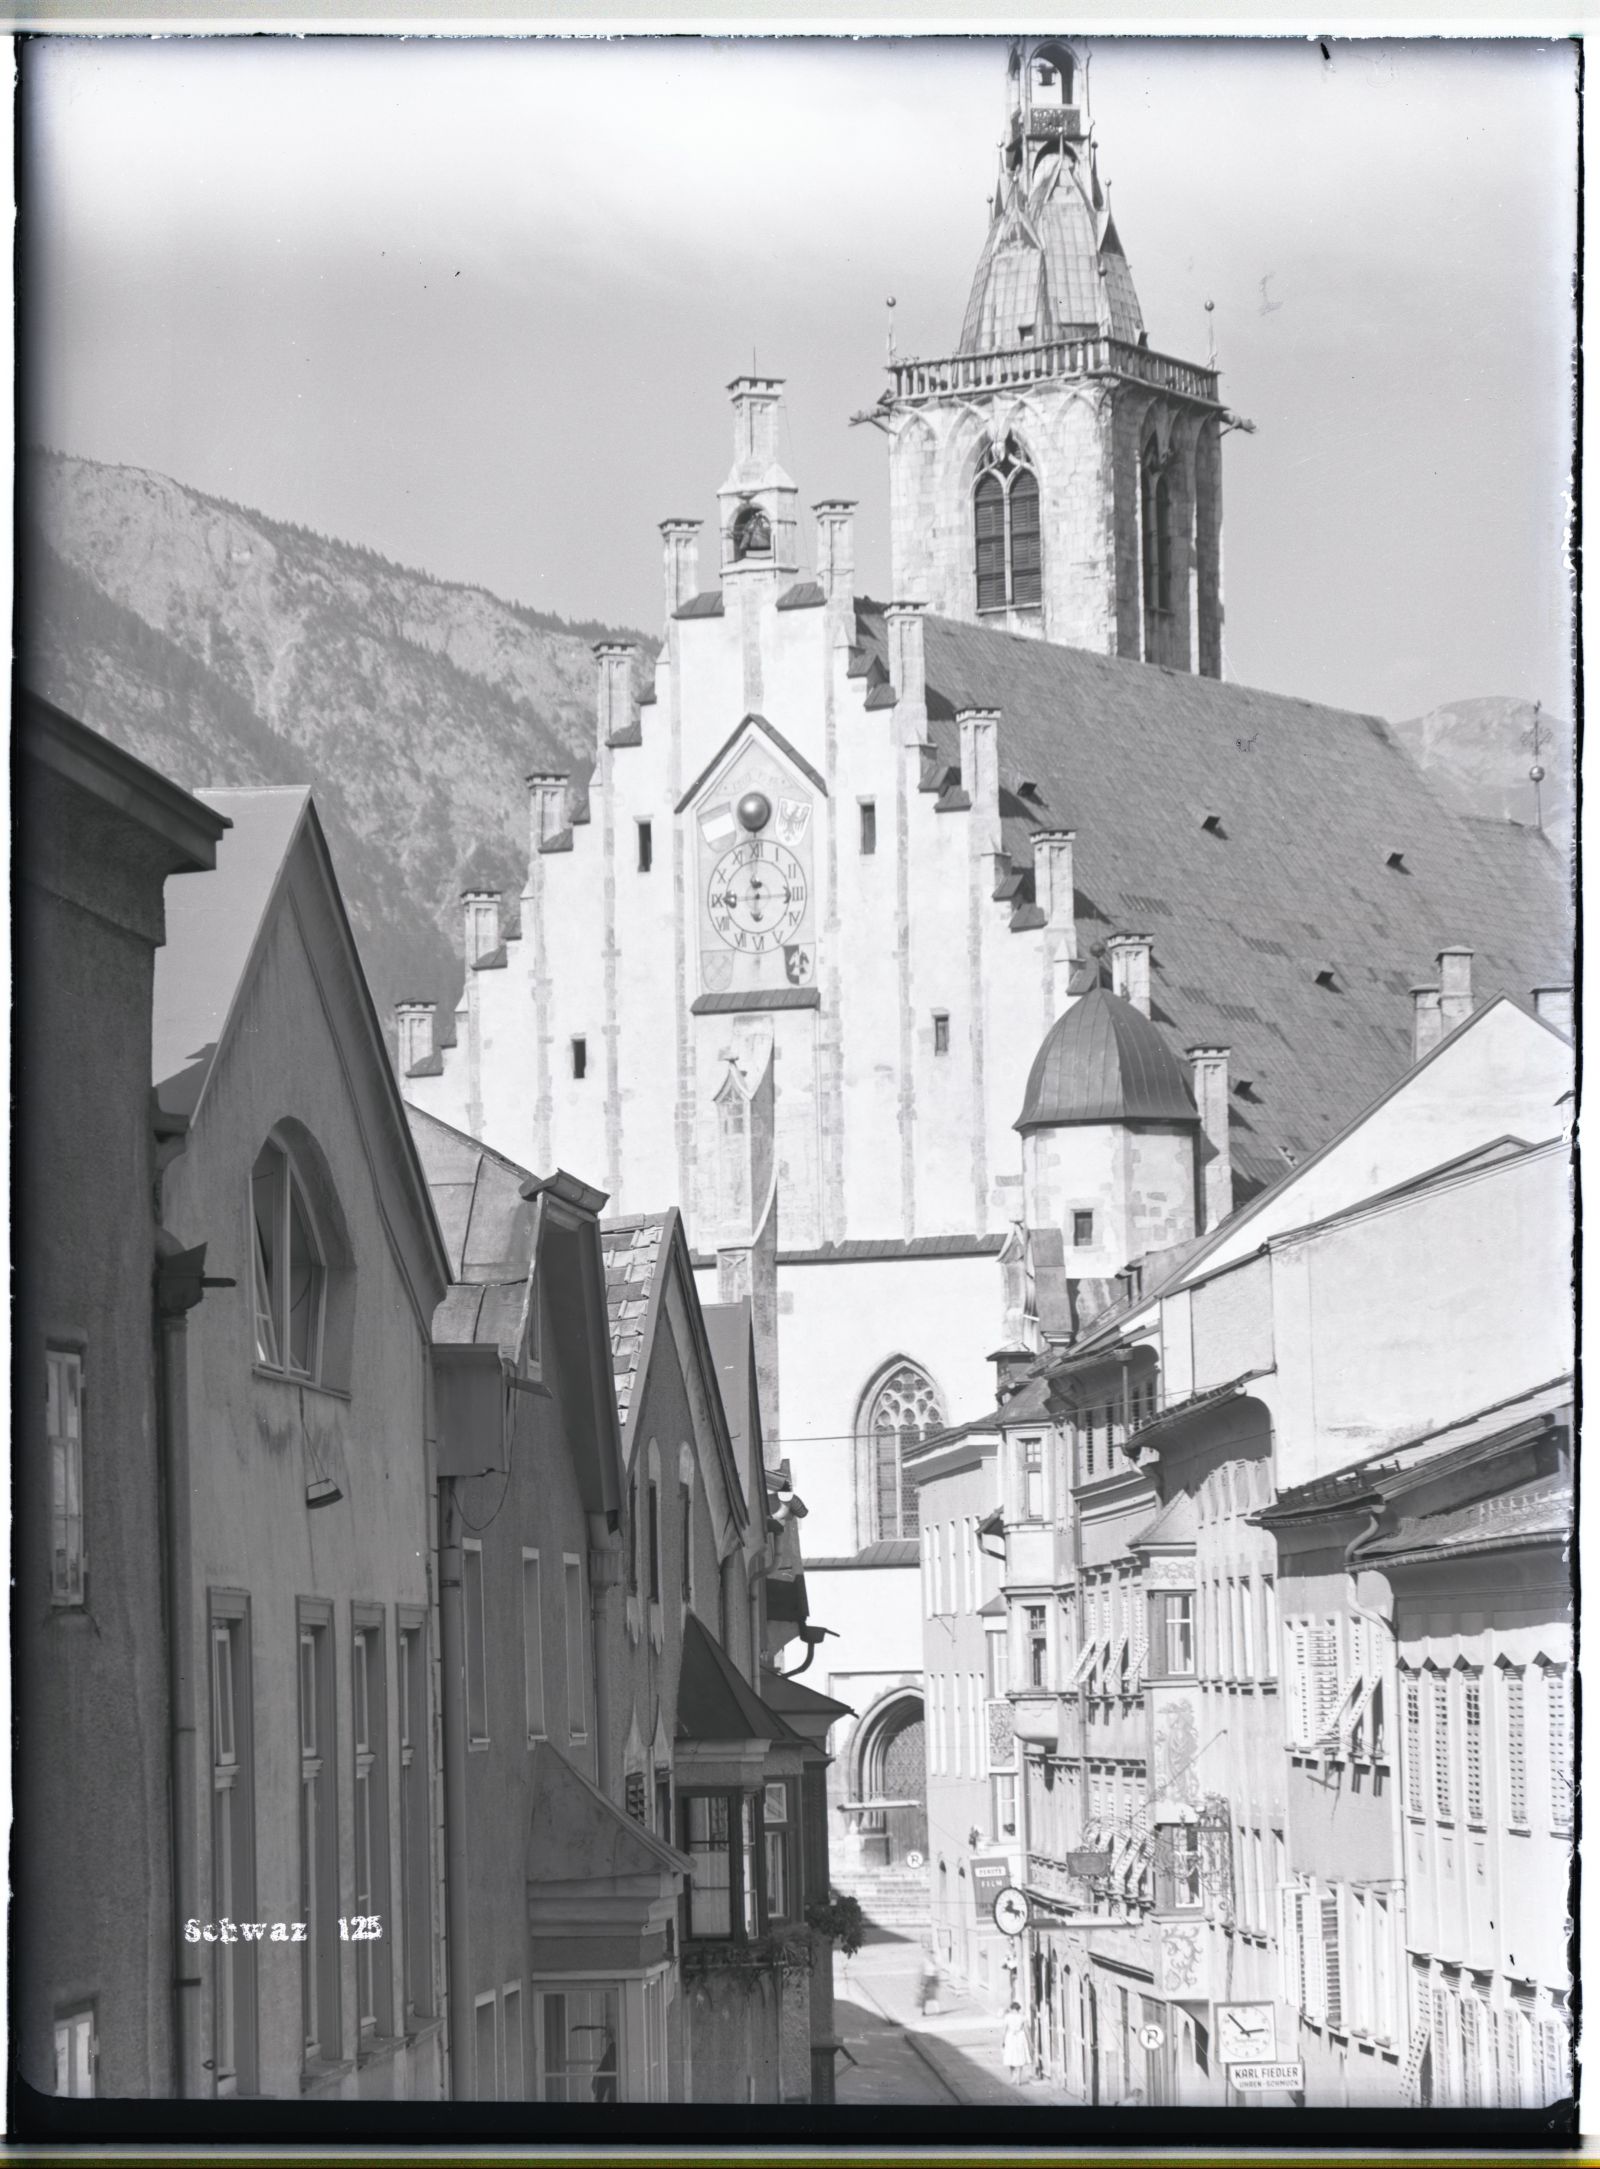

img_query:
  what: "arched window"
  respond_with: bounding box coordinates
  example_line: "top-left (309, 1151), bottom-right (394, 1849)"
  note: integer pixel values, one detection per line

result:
top-left (973, 439), bottom-right (1042, 614)
top-left (862, 1362), bottom-right (947, 1541)
top-left (730, 504), bottom-right (772, 561)
top-left (1140, 437), bottom-right (1173, 650)
top-left (251, 1140), bottom-right (326, 1379)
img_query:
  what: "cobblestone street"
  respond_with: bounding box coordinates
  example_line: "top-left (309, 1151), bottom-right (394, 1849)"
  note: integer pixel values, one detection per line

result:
top-left (832, 1936), bottom-right (1081, 2109)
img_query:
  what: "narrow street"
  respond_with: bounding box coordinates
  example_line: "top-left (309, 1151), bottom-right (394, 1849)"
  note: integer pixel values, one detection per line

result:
top-left (832, 1932), bottom-right (1081, 2108)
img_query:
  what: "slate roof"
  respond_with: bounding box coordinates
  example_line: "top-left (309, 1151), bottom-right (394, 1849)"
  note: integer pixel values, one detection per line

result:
top-left (804, 1539), bottom-right (921, 1569)
top-left (960, 156), bottom-right (1143, 351)
top-left (759, 1667), bottom-right (854, 1722)
top-left (1017, 986), bottom-right (1199, 1130)
top-left (153, 787), bottom-right (310, 1108)
top-left (600, 1215), bottom-right (669, 1434)
top-left (407, 1103), bottom-right (539, 1280)
top-left (1129, 1491), bottom-right (1199, 1550)
top-left (676, 1611), bottom-right (798, 1746)
top-left (1353, 1469), bottom-right (1570, 1565)
top-left (855, 607), bottom-right (1572, 1198)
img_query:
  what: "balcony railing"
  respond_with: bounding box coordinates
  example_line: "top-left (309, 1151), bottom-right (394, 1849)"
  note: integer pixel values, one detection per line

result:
top-left (889, 335), bottom-right (1220, 409)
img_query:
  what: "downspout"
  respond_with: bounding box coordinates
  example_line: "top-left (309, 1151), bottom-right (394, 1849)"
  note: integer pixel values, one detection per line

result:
top-left (438, 1480), bottom-right (474, 2098)
top-left (588, 1516), bottom-right (621, 1797)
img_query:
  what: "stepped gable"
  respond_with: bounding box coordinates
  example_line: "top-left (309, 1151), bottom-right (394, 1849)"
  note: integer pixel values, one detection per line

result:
top-left (855, 606), bottom-right (1571, 1197)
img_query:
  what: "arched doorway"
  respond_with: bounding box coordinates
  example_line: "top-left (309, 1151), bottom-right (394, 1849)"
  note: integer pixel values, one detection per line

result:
top-left (854, 1691), bottom-right (928, 1866)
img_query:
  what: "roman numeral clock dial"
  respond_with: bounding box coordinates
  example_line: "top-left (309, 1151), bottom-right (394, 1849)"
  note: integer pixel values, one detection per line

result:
top-left (708, 838), bottom-right (808, 952)
top-left (696, 774), bottom-right (816, 994)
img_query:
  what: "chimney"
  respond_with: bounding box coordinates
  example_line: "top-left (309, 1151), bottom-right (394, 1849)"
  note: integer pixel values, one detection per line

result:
top-left (957, 709), bottom-right (1001, 852)
top-left (1108, 932), bottom-right (1154, 1018)
top-left (1533, 985), bottom-right (1574, 1038)
top-left (594, 642), bottom-right (638, 745)
top-left (1188, 1046), bottom-right (1233, 1233)
top-left (1034, 831), bottom-right (1078, 954)
top-left (1411, 985), bottom-right (1444, 1061)
top-left (813, 499), bottom-right (856, 603)
top-left (394, 1001), bottom-right (436, 1076)
top-left (885, 600), bottom-right (929, 747)
top-left (462, 890), bottom-right (501, 966)
top-left (660, 519), bottom-right (702, 617)
top-left (528, 773), bottom-right (569, 850)
top-left (1437, 947), bottom-right (1474, 1034)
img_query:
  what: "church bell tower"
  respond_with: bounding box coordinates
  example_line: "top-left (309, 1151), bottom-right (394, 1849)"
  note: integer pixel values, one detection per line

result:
top-left (885, 38), bottom-right (1226, 675)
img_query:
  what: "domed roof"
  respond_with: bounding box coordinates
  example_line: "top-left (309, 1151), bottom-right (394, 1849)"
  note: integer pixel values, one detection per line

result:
top-left (1015, 988), bottom-right (1197, 1132)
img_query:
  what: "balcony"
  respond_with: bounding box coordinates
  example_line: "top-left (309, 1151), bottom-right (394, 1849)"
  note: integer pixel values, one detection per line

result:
top-left (1010, 1689), bottom-right (1064, 1748)
top-left (889, 336), bottom-right (1221, 411)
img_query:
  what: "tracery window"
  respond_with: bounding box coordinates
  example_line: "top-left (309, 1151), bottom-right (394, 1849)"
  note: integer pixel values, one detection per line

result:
top-left (973, 437), bottom-right (1042, 613)
top-left (863, 1363), bottom-right (946, 1541)
top-left (1140, 436), bottom-right (1174, 646)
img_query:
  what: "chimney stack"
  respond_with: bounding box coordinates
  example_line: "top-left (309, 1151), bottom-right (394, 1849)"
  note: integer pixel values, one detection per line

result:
top-left (594, 642), bottom-right (638, 745)
top-left (1108, 933), bottom-right (1154, 1019)
top-left (462, 891), bottom-right (501, 966)
top-left (1533, 985), bottom-right (1574, 1038)
top-left (659, 519), bottom-right (702, 618)
top-left (885, 600), bottom-right (929, 747)
top-left (527, 773), bottom-right (569, 852)
top-left (957, 709), bottom-right (1002, 853)
top-left (1188, 1046), bottom-right (1233, 1233)
top-left (1035, 831), bottom-right (1080, 1018)
top-left (813, 500), bottom-right (856, 603)
top-left (1411, 985), bottom-right (1444, 1062)
top-left (394, 1000), bottom-right (436, 1076)
top-left (1437, 947), bottom-right (1474, 1035)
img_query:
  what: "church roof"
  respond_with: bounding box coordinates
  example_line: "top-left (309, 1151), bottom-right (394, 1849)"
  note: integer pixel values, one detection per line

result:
top-left (960, 154), bottom-right (1143, 353)
top-left (1017, 987), bottom-right (1198, 1131)
top-left (855, 607), bottom-right (1572, 1200)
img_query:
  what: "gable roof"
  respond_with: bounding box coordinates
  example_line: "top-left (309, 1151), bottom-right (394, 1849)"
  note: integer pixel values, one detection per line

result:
top-left (855, 607), bottom-right (1571, 1200)
top-left (524, 1739), bottom-right (688, 1886)
top-left (674, 711), bottom-right (828, 814)
top-left (154, 785), bottom-right (450, 1317)
top-left (407, 1101), bottom-right (540, 1281)
top-left (675, 1611), bottom-right (798, 1746)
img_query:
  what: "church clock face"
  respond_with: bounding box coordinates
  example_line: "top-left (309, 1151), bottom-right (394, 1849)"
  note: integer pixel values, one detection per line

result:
top-left (693, 745), bottom-right (819, 997)
top-left (708, 838), bottom-right (808, 953)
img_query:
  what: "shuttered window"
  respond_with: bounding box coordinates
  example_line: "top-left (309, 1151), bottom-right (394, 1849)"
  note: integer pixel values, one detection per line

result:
top-left (974, 474), bottom-right (1007, 611)
top-left (1009, 470), bottom-right (1042, 604)
top-left (1504, 1669), bottom-right (1527, 1824)
top-left (1546, 1666), bottom-right (1572, 1832)
top-left (1432, 1674), bottom-right (1453, 1819)
top-left (1463, 1676), bottom-right (1484, 1824)
top-left (973, 456), bottom-right (1043, 612)
top-left (1321, 1893), bottom-right (1342, 2029)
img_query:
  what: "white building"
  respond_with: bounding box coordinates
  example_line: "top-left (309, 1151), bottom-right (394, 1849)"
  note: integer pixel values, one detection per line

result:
top-left (398, 40), bottom-right (1569, 1889)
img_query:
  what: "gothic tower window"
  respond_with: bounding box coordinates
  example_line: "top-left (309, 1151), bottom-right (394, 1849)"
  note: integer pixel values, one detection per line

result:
top-left (860, 1362), bottom-right (946, 1542)
top-left (730, 504), bottom-right (772, 561)
top-left (1140, 436), bottom-right (1174, 652)
top-left (974, 441), bottom-right (1042, 615)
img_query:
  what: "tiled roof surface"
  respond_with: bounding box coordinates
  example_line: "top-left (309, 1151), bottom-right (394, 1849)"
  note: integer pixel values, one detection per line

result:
top-left (601, 1214), bottom-right (668, 1432)
top-left (1354, 1469), bottom-right (1570, 1563)
top-left (857, 608), bottom-right (1572, 1197)
top-left (805, 1538), bottom-right (920, 1569)
top-left (1017, 986), bottom-right (1199, 1130)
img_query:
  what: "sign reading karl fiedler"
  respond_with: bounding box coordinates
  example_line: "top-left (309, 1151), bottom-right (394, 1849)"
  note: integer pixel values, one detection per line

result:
top-left (1229, 2061), bottom-right (1305, 2092)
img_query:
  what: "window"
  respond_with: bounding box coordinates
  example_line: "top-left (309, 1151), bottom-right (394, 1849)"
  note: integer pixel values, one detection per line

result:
top-left (1237, 1576), bottom-right (1256, 1679)
top-left (397, 1614), bottom-right (432, 2022)
top-left (210, 1599), bottom-right (256, 2094)
top-left (46, 1348), bottom-right (85, 1605)
top-left (514, 1552), bottom-right (545, 1745)
top-left (764, 1781), bottom-right (793, 1922)
top-left (1321, 1892), bottom-right (1343, 2029)
top-left (1139, 438), bottom-right (1174, 644)
top-left (251, 1141), bottom-right (326, 1380)
top-left (298, 1607), bottom-right (339, 2064)
top-left (463, 1541), bottom-right (488, 1747)
top-left (974, 438), bottom-right (1042, 613)
top-left (351, 1615), bottom-right (392, 2037)
top-left (564, 1555), bottom-right (588, 1744)
top-left (627, 1476), bottom-right (639, 1596)
top-left (991, 1770), bottom-right (1018, 1840)
top-left (502, 1984), bottom-right (525, 2100)
top-left (636, 819), bottom-right (653, 873)
top-left (571, 1037), bottom-right (588, 1081)
top-left (1027, 1604), bottom-right (1049, 1689)
top-left (538, 1986), bottom-right (621, 2102)
top-left (475, 1992), bottom-right (499, 2101)
top-left (643, 1973), bottom-right (668, 2101)
top-left (862, 1363), bottom-right (945, 1541)
top-left (682, 1793), bottom-right (736, 1938)
top-left (986, 1626), bottom-right (1010, 1698)
top-left (859, 800), bottom-right (877, 855)
top-left (53, 2008), bottom-right (95, 2097)
top-left (1072, 1210), bottom-right (1094, 1249)
top-left (1154, 1592), bottom-right (1195, 1678)
top-left (731, 504), bottom-right (772, 560)
top-left (1158, 1824), bottom-right (1202, 1910)
top-left (1432, 1672), bottom-right (1453, 1819)
top-left (647, 1482), bottom-right (661, 1603)
top-left (933, 1010), bottom-right (950, 1056)
top-left (1463, 1674), bottom-right (1484, 1824)
top-left (1504, 1668), bottom-right (1528, 1825)
top-left (1546, 1665), bottom-right (1572, 1831)
top-left (1262, 1576), bottom-right (1278, 1676)
top-left (679, 1480), bottom-right (694, 1604)
top-left (1403, 1673), bottom-right (1425, 1814)
top-left (1022, 1435), bottom-right (1045, 1522)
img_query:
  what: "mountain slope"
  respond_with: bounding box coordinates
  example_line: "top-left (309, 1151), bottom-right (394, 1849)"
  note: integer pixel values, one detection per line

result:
top-left (1390, 696), bottom-right (1573, 853)
top-left (19, 449), bottom-right (648, 1025)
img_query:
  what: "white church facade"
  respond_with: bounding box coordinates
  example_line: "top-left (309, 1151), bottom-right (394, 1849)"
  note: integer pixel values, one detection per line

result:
top-left (398, 39), bottom-right (1570, 1880)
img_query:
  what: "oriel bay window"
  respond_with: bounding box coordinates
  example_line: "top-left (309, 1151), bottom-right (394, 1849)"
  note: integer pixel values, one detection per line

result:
top-left (681, 1790), bottom-right (762, 1940)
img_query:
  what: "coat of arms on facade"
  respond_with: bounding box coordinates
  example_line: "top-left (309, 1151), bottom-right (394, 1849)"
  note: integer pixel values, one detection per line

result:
top-left (776, 797), bottom-right (811, 846)
top-left (701, 951), bottom-right (734, 992)
top-left (783, 944), bottom-right (814, 986)
top-left (698, 801), bottom-right (738, 852)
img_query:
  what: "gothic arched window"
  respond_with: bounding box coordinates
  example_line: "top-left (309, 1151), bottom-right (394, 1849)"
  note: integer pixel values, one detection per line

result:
top-left (1140, 437), bottom-right (1174, 647)
top-left (974, 440), bottom-right (1042, 614)
top-left (862, 1362), bottom-right (947, 1542)
top-left (731, 504), bottom-right (772, 561)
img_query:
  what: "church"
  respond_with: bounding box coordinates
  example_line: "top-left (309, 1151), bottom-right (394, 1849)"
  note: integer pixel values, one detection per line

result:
top-left (397, 39), bottom-right (1569, 1885)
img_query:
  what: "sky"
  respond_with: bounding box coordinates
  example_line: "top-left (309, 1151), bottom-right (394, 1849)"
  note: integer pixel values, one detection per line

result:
top-left (20, 34), bottom-right (1578, 723)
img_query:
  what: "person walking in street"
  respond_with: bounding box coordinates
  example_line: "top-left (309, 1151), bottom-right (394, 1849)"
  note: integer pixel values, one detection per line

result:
top-left (1002, 2002), bottom-right (1031, 2085)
